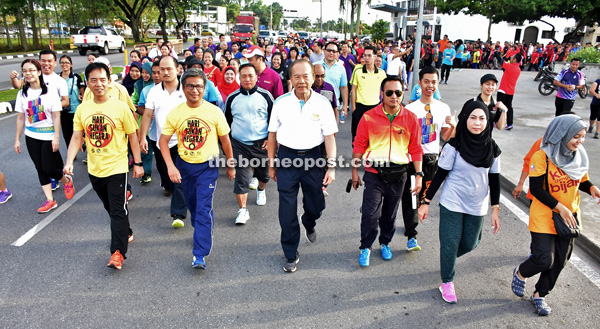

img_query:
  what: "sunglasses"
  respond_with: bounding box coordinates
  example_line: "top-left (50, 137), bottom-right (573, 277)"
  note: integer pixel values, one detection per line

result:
top-left (315, 74), bottom-right (325, 78)
top-left (384, 90), bottom-right (402, 97)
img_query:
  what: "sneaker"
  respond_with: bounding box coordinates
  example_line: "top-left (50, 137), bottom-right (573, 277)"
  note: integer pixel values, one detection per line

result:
top-left (439, 282), bottom-right (457, 304)
top-left (107, 250), bottom-right (124, 270)
top-left (444, 80), bottom-right (448, 84)
top-left (530, 295), bottom-right (551, 315)
top-left (407, 237), bottom-right (421, 251)
top-left (162, 188), bottom-right (172, 196)
top-left (283, 254), bottom-right (299, 273)
top-left (359, 248), bottom-right (371, 267)
top-left (140, 175), bottom-right (152, 184)
top-left (381, 244), bottom-right (392, 260)
top-left (64, 175), bottom-right (75, 200)
top-left (587, 126), bottom-right (593, 133)
top-left (511, 266), bottom-right (526, 297)
top-left (235, 208), bottom-right (250, 225)
top-left (128, 234), bottom-right (134, 243)
top-left (505, 125), bottom-right (513, 130)
top-left (192, 255), bottom-right (207, 269)
top-left (51, 179), bottom-right (59, 191)
top-left (458, 68), bottom-right (462, 71)
top-left (594, 133), bottom-right (599, 139)
top-left (126, 190), bottom-right (133, 202)
top-left (322, 187), bottom-right (329, 197)
top-left (172, 217), bottom-right (185, 228)
top-left (0, 189), bottom-right (12, 204)
top-left (305, 227), bottom-right (316, 243)
top-left (37, 200), bottom-right (57, 213)
top-left (249, 177), bottom-right (259, 190)
top-left (256, 189), bottom-right (267, 206)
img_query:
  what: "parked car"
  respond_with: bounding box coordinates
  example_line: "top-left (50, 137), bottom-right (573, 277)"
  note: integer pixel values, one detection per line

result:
top-left (72, 25), bottom-right (126, 56)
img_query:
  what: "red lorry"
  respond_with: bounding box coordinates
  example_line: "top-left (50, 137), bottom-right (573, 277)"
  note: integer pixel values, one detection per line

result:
top-left (233, 13), bottom-right (259, 42)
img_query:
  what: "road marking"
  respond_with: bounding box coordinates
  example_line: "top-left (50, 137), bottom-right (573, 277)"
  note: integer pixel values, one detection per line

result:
top-left (11, 183), bottom-right (93, 247)
top-left (0, 112), bottom-right (17, 121)
top-left (501, 194), bottom-right (600, 289)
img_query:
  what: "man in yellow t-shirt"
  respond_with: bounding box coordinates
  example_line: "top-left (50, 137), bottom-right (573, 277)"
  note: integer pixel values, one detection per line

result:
top-left (160, 68), bottom-right (235, 270)
top-left (64, 63), bottom-right (144, 270)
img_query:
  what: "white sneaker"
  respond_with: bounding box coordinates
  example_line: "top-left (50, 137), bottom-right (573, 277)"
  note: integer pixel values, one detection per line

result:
top-left (256, 190), bottom-right (267, 206)
top-left (249, 178), bottom-right (259, 190)
top-left (235, 208), bottom-right (250, 225)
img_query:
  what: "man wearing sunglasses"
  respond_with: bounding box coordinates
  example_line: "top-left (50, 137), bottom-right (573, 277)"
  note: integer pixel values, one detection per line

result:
top-left (316, 42), bottom-right (348, 124)
top-left (351, 76), bottom-right (423, 267)
top-left (160, 68), bottom-right (235, 270)
top-left (401, 66), bottom-right (455, 252)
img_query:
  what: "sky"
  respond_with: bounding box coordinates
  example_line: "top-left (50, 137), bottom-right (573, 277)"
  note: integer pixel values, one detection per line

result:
top-left (259, 0), bottom-right (394, 26)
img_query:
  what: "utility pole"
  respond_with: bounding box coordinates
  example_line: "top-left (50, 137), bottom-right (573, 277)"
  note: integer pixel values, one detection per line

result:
top-left (411, 0), bottom-right (424, 91)
top-left (320, 0), bottom-right (323, 39)
top-left (270, 4), bottom-right (273, 30)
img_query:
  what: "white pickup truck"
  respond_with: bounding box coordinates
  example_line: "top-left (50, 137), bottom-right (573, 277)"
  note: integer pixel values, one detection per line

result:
top-left (72, 26), bottom-right (125, 56)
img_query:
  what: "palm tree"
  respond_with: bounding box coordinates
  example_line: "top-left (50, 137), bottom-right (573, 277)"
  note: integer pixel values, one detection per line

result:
top-left (339, 0), bottom-right (371, 37)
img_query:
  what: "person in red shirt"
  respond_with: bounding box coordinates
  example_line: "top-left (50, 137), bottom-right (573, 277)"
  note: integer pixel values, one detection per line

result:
top-left (528, 51), bottom-right (540, 71)
top-left (497, 53), bottom-right (522, 130)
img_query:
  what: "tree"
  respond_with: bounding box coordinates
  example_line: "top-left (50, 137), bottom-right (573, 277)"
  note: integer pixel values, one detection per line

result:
top-left (112, 0), bottom-right (152, 42)
top-left (370, 19), bottom-right (387, 41)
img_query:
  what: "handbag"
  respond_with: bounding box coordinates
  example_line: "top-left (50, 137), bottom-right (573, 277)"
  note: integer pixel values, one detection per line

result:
top-left (544, 155), bottom-right (580, 239)
top-left (372, 162), bottom-right (407, 184)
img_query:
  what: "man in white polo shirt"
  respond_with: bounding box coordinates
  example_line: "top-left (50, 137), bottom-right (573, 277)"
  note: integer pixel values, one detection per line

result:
top-left (140, 56), bottom-right (188, 228)
top-left (267, 59), bottom-right (338, 273)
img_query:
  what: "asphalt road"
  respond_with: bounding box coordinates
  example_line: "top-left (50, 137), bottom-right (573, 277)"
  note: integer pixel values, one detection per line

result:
top-left (1, 67), bottom-right (600, 327)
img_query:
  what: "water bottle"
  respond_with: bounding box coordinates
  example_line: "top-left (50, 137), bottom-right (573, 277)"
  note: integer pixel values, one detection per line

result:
top-left (340, 111), bottom-right (346, 123)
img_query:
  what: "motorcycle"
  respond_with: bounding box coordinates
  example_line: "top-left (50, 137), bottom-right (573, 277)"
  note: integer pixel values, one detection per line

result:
top-left (537, 63), bottom-right (588, 98)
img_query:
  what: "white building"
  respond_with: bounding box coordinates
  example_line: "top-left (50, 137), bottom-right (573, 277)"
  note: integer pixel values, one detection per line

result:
top-left (186, 6), bottom-right (228, 34)
top-left (372, 1), bottom-right (576, 45)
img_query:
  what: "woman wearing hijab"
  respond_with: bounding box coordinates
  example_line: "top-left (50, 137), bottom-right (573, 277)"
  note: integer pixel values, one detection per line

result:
top-left (418, 100), bottom-right (501, 304)
top-left (122, 61), bottom-right (142, 95)
top-left (511, 114), bottom-right (600, 315)
top-left (131, 62), bottom-right (154, 184)
top-left (217, 66), bottom-right (239, 105)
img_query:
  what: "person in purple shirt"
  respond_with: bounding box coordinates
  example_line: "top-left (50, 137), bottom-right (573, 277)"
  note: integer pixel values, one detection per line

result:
top-left (312, 64), bottom-right (338, 121)
top-left (339, 42), bottom-right (357, 83)
top-left (208, 37), bottom-right (217, 52)
top-left (245, 46), bottom-right (284, 100)
top-left (188, 38), bottom-right (201, 52)
top-left (553, 57), bottom-right (585, 116)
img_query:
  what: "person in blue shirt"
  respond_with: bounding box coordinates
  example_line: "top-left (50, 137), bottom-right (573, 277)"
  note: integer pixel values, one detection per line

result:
top-left (440, 42), bottom-right (456, 84)
top-left (453, 43), bottom-right (464, 71)
top-left (553, 57), bottom-right (584, 116)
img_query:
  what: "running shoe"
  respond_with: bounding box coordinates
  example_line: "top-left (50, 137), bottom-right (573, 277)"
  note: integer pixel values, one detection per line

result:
top-left (511, 266), bottom-right (526, 297)
top-left (587, 126), bottom-right (593, 133)
top-left (107, 250), bottom-right (124, 270)
top-left (305, 227), bottom-right (316, 243)
top-left (283, 254), bottom-right (299, 273)
top-left (439, 282), bottom-right (457, 304)
top-left (249, 177), bottom-right (259, 190)
top-left (359, 248), bottom-right (371, 267)
top-left (407, 237), bottom-right (421, 251)
top-left (172, 216), bottom-right (185, 228)
top-left (0, 189), bottom-right (12, 204)
top-left (51, 179), bottom-right (59, 191)
top-left (530, 295), bottom-right (551, 315)
top-left (381, 244), bottom-right (392, 260)
top-left (192, 255), bottom-right (207, 269)
top-left (235, 208), bottom-right (250, 225)
top-left (505, 125), bottom-right (514, 130)
top-left (256, 190), bottom-right (267, 206)
top-left (37, 200), bottom-right (57, 213)
top-left (64, 175), bottom-right (75, 200)
top-left (322, 187), bottom-right (329, 197)
top-left (128, 234), bottom-right (134, 243)
top-left (126, 190), bottom-right (133, 202)
top-left (140, 175), bottom-right (152, 184)
top-left (594, 133), bottom-right (599, 139)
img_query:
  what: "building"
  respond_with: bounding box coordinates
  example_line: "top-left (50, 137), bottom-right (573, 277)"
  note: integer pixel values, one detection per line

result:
top-left (185, 6), bottom-right (228, 34)
top-left (371, 1), bottom-right (576, 45)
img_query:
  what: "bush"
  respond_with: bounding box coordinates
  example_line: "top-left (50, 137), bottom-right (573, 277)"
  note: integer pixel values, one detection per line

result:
top-left (566, 47), bottom-right (600, 63)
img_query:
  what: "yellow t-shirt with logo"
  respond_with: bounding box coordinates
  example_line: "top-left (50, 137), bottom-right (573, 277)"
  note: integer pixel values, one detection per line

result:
top-left (162, 101), bottom-right (230, 164)
top-left (350, 65), bottom-right (387, 106)
top-left (528, 150), bottom-right (589, 234)
top-left (74, 98), bottom-right (138, 177)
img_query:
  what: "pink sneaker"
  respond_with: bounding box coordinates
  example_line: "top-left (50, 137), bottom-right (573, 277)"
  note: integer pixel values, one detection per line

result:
top-left (439, 282), bottom-right (457, 304)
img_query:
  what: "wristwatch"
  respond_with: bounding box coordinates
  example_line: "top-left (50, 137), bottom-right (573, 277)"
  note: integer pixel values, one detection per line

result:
top-left (415, 171), bottom-right (425, 177)
top-left (134, 162), bottom-right (143, 167)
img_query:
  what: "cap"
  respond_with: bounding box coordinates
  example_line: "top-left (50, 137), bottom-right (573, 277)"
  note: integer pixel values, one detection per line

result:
top-left (480, 73), bottom-right (498, 84)
top-left (244, 45), bottom-right (264, 58)
top-left (187, 58), bottom-right (203, 67)
top-left (94, 57), bottom-right (110, 66)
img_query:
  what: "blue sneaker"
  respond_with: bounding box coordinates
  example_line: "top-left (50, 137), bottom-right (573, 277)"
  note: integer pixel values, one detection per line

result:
top-left (381, 244), bottom-right (392, 260)
top-left (407, 237), bottom-right (421, 251)
top-left (192, 255), bottom-right (206, 269)
top-left (0, 189), bottom-right (12, 204)
top-left (359, 248), bottom-right (371, 267)
top-left (51, 179), bottom-right (59, 191)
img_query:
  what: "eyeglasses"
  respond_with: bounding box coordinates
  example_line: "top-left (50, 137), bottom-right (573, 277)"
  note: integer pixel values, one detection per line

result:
top-left (185, 84), bottom-right (205, 91)
top-left (324, 48), bottom-right (338, 53)
top-left (384, 90), bottom-right (402, 97)
top-left (59, 62), bottom-right (71, 65)
top-left (315, 74), bottom-right (325, 78)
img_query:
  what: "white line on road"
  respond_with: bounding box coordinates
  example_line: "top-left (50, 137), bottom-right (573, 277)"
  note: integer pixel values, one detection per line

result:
top-left (501, 194), bottom-right (600, 289)
top-left (11, 183), bottom-right (93, 247)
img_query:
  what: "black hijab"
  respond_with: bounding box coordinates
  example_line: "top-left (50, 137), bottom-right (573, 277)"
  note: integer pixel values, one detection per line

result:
top-left (447, 100), bottom-right (501, 168)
